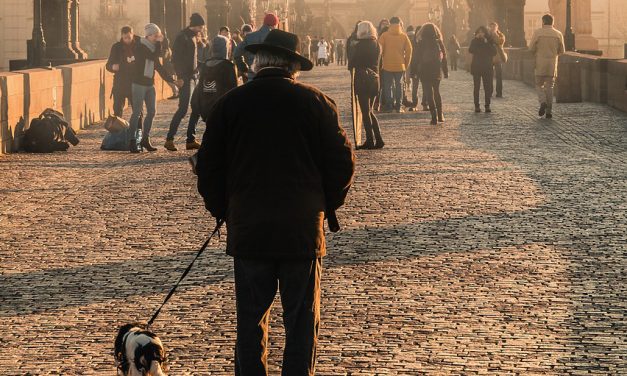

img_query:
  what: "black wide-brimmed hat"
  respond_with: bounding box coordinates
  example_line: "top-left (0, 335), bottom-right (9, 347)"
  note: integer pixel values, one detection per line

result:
top-left (245, 29), bottom-right (314, 71)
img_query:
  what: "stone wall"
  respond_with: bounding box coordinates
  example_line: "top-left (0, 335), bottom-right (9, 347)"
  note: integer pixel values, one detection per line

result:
top-left (0, 59), bottom-right (174, 154)
top-left (461, 48), bottom-right (627, 113)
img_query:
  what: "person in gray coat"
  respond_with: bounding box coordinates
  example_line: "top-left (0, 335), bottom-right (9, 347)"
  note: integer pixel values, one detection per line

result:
top-left (233, 13), bottom-right (279, 80)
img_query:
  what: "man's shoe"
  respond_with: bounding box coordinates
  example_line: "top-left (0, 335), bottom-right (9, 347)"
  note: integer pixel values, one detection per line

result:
top-left (475, 105), bottom-right (481, 113)
top-left (546, 113), bottom-right (553, 119)
top-left (186, 140), bottom-right (201, 150)
top-left (437, 110), bottom-right (445, 123)
top-left (485, 105), bottom-right (492, 113)
top-left (496, 94), bottom-right (503, 98)
top-left (356, 141), bottom-right (375, 150)
top-left (129, 139), bottom-right (141, 153)
top-left (164, 139), bottom-right (178, 151)
top-left (374, 140), bottom-right (385, 149)
top-left (140, 138), bottom-right (158, 152)
top-left (539, 102), bottom-right (547, 117)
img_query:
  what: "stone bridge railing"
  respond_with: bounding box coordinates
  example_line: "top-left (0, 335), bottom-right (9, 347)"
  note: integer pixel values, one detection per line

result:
top-left (461, 48), bottom-right (627, 113)
top-left (0, 60), bottom-right (174, 154)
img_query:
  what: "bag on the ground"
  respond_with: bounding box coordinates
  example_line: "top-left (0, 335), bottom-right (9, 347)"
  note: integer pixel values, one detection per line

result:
top-left (23, 109), bottom-right (79, 153)
top-left (104, 115), bottom-right (129, 133)
top-left (101, 128), bottom-right (141, 151)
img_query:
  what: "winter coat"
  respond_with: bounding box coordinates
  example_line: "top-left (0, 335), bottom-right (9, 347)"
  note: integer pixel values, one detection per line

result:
top-left (378, 24), bottom-right (413, 72)
top-left (172, 28), bottom-right (199, 80)
top-left (131, 39), bottom-right (175, 86)
top-left (192, 58), bottom-right (238, 122)
top-left (106, 36), bottom-right (141, 97)
top-left (468, 37), bottom-right (497, 76)
top-left (196, 68), bottom-right (355, 260)
top-left (529, 25), bottom-right (565, 78)
top-left (413, 38), bottom-right (448, 81)
top-left (348, 38), bottom-right (381, 97)
top-left (317, 41), bottom-right (329, 59)
top-left (233, 25), bottom-right (273, 77)
top-left (447, 38), bottom-right (461, 58)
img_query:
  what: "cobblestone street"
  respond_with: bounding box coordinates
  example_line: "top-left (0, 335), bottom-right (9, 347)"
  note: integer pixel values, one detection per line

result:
top-left (1, 65), bottom-right (626, 375)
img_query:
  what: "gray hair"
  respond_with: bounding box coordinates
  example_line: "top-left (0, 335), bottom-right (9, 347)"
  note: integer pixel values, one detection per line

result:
top-left (357, 21), bottom-right (377, 40)
top-left (252, 50), bottom-right (301, 76)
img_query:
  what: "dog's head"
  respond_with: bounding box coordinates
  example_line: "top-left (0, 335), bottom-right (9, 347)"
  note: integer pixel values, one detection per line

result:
top-left (114, 324), bottom-right (167, 376)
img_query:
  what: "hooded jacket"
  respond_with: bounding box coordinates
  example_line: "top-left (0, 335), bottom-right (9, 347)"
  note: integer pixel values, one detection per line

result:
top-left (529, 25), bottom-right (565, 78)
top-left (378, 24), bottom-right (413, 72)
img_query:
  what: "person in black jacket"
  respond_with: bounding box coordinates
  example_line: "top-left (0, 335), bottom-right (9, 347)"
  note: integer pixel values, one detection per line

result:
top-left (106, 26), bottom-right (140, 117)
top-left (414, 22), bottom-right (448, 125)
top-left (196, 29), bottom-right (354, 375)
top-left (408, 25), bottom-right (428, 111)
top-left (348, 21), bottom-right (384, 149)
top-left (165, 13), bottom-right (206, 152)
top-left (469, 26), bottom-right (497, 113)
top-left (128, 23), bottom-right (179, 153)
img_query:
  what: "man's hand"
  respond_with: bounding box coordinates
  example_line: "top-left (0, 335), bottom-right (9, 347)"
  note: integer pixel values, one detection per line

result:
top-left (111, 64), bottom-right (120, 72)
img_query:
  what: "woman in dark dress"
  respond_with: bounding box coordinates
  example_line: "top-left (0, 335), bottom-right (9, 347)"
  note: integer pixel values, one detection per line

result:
top-left (414, 23), bottom-right (448, 125)
top-left (468, 26), bottom-right (497, 112)
top-left (348, 20), bottom-right (384, 149)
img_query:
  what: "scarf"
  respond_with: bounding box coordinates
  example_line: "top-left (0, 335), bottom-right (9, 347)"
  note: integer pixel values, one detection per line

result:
top-left (140, 37), bottom-right (156, 79)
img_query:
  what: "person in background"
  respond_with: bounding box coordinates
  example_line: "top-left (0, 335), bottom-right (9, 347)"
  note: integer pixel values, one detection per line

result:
top-left (468, 26), bottom-right (497, 113)
top-left (317, 36), bottom-right (329, 66)
top-left (129, 23), bottom-right (179, 153)
top-left (233, 13), bottom-right (280, 80)
top-left (219, 26), bottom-right (237, 60)
top-left (529, 13), bottom-right (565, 119)
top-left (378, 19), bottom-right (390, 37)
top-left (402, 25), bottom-right (416, 110)
top-left (408, 25), bottom-right (428, 112)
top-left (349, 21), bottom-right (384, 149)
top-left (328, 39), bottom-right (335, 65)
top-left (489, 22), bottom-right (506, 98)
top-left (165, 13), bottom-right (206, 151)
top-left (414, 22), bottom-right (448, 125)
top-left (447, 34), bottom-right (461, 71)
top-left (378, 16), bottom-right (413, 113)
top-left (196, 29), bottom-right (354, 375)
top-left (232, 29), bottom-right (243, 45)
top-left (106, 26), bottom-right (140, 117)
top-left (304, 35), bottom-right (312, 60)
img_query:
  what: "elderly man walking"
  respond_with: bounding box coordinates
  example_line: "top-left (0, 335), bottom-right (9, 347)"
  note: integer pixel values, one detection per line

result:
top-left (529, 13), bottom-right (565, 119)
top-left (196, 29), bottom-right (355, 375)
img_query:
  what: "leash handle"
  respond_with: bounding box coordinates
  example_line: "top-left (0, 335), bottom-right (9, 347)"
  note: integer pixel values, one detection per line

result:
top-left (146, 219), bottom-right (225, 328)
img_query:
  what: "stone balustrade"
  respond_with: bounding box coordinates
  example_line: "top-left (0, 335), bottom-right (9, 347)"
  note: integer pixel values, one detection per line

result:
top-left (0, 59), bottom-right (174, 154)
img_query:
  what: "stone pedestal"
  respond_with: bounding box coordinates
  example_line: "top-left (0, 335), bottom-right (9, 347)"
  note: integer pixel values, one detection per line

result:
top-left (549, 0), bottom-right (599, 50)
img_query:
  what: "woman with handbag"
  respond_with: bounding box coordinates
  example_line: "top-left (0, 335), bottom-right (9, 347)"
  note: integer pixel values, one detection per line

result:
top-left (348, 21), bottom-right (384, 149)
top-left (414, 22), bottom-right (448, 125)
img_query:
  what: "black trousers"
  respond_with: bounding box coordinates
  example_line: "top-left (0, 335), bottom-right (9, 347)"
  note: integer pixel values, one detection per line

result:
top-left (494, 63), bottom-right (503, 97)
top-left (421, 78), bottom-right (442, 113)
top-left (473, 71), bottom-right (494, 106)
top-left (356, 89), bottom-right (382, 145)
top-left (234, 257), bottom-right (322, 376)
top-left (112, 90), bottom-right (131, 117)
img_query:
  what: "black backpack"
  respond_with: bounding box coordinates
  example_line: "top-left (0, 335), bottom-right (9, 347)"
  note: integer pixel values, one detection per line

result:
top-left (23, 109), bottom-right (79, 153)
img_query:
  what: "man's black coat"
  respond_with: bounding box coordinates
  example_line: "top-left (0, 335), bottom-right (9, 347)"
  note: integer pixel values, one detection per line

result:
top-left (105, 36), bottom-right (141, 97)
top-left (196, 68), bottom-right (355, 259)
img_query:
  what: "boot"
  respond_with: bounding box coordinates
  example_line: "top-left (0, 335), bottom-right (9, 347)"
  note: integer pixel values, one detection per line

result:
top-left (374, 129), bottom-right (385, 149)
top-left (475, 104), bottom-right (481, 113)
top-left (164, 139), bottom-right (178, 151)
top-left (140, 137), bottom-right (157, 152)
top-left (485, 104), bottom-right (492, 113)
top-left (356, 139), bottom-right (375, 150)
top-left (437, 107), bottom-right (445, 123)
top-left (129, 139), bottom-right (141, 153)
top-left (186, 140), bottom-right (201, 150)
top-left (430, 109), bottom-right (438, 125)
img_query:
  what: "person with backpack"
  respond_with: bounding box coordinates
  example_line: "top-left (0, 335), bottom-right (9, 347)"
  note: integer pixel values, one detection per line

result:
top-left (106, 26), bottom-right (140, 117)
top-left (128, 23), bottom-right (179, 153)
top-left (378, 16), bottom-right (413, 113)
top-left (414, 23), bottom-right (448, 125)
top-left (165, 13), bottom-right (206, 152)
top-left (469, 26), bottom-right (497, 113)
top-left (349, 21), bottom-right (384, 149)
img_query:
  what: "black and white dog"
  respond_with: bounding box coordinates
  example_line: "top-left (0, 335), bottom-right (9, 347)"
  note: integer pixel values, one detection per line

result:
top-left (114, 324), bottom-right (167, 376)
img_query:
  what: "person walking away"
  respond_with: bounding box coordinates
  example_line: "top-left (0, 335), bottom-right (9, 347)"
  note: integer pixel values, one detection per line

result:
top-left (233, 13), bottom-right (280, 80)
top-left (489, 22), bottom-right (506, 98)
top-left (378, 16), bottom-right (413, 113)
top-left (529, 14), bottom-right (565, 119)
top-left (349, 21), bottom-right (384, 149)
top-left (129, 23), bottom-right (179, 153)
top-left (336, 40), bottom-right (346, 65)
top-left (402, 25), bottom-right (416, 110)
top-left (415, 22), bottom-right (448, 125)
top-left (317, 37), bottom-right (329, 66)
top-left (447, 35), bottom-right (461, 71)
top-left (304, 35), bottom-right (312, 60)
top-left (106, 26), bottom-right (140, 118)
top-left (196, 29), bottom-right (355, 375)
top-left (328, 39), bottom-right (335, 65)
top-left (407, 25), bottom-right (427, 111)
top-left (219, 26), bottom-right (237, 60)
top-left (468, 26), bottom-right (497, 113)
top-left (165, 13), bottom-right (206, 151)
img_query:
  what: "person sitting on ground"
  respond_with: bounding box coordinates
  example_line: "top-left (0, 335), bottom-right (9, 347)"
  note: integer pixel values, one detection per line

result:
top-left (468, 26), bottom-right (497, 113)
top-left (414, 22), bottom-right (448, 125)
top-left (129, 23), bottom-right (180, 153)
top-left (349, 21), bottom-right (384, 149)
top-left (196, 29), bottom-right (355, 374)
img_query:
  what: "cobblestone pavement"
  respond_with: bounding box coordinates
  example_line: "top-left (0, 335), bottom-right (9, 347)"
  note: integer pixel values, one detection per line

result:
top-left (1, 65), bottom-right (626, 375)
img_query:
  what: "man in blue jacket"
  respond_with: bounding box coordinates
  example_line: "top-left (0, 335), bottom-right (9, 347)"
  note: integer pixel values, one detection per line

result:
top-left (233, 13), bottom-right (280, 80)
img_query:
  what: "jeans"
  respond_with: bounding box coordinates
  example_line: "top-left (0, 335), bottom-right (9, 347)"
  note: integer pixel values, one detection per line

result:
top-left (473, 71), bottom-right (494, 106)
top-left (382, 70), bottom-right (404, 110)
top-left (130, 83), bottom-right (156, 141)
top-left (494, 63), bottom-right (503, 96)
top-left (234, 257), bottom-right (321, 376)
top-left (421, 78), bottom-right (442, 113)
top-left (167, 78), bottom-right (199, 142)
top-left (535, 76), bottom-right (555, 113)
